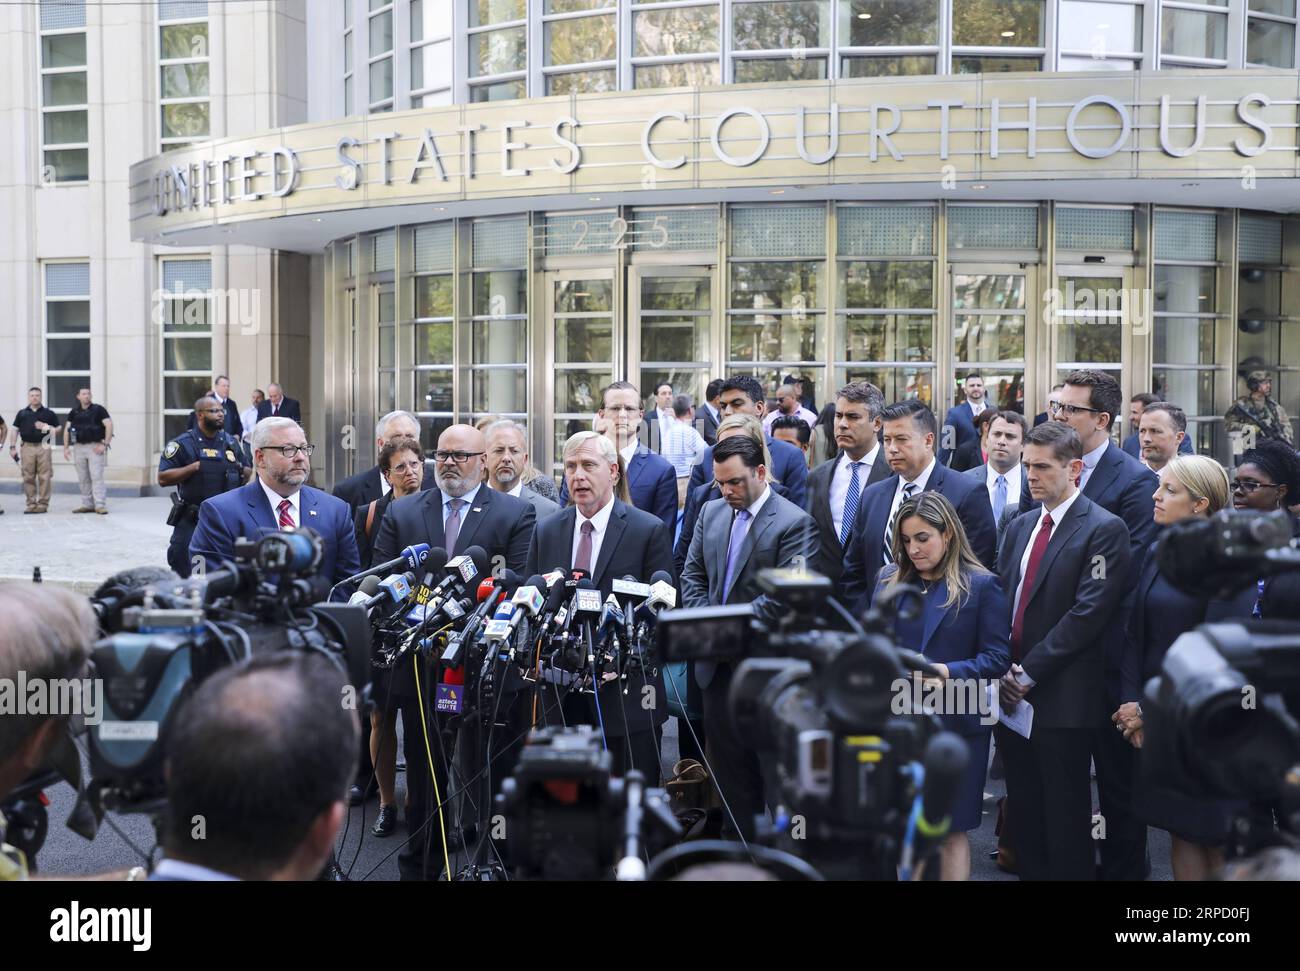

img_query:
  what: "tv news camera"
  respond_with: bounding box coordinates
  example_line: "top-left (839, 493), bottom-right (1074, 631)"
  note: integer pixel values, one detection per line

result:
top-left (1141, 508), bottom-right (1300, 857)
top-left (654, 568), bottom-right (969, 881)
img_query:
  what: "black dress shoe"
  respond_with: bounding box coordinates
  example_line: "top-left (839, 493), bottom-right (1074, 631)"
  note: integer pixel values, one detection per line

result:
top-left (348, 784), bottom-right (366, 806)
top-left (373, 804), bottom-right (398, 837)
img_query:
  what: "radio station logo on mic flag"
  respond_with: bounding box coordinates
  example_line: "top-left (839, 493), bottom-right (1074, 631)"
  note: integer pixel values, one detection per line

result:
top-left (402, 544), bottom-right (431, 571)
top-left (435, 684), bottom-right (462, 713)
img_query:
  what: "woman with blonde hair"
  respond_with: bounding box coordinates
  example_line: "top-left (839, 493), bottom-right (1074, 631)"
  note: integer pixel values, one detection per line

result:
top-left (1113, 454), bottom-right (1236, 881)
top-left (875, 490), bottom-right (1011, 881)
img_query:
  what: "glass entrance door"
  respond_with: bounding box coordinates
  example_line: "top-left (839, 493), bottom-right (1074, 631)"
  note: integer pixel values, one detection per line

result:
top-left (629, 264), bottom-right (715, 445)
top-left (1051, 265), bottom-right (1128, 389)
top-left (950, 263), bottom-right (1032, 414)
top-left (546, 268), bottom-right (618, 475)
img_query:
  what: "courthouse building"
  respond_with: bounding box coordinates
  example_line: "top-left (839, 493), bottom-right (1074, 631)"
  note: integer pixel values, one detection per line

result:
top-left (6, 0), bottom-right (1300, 490)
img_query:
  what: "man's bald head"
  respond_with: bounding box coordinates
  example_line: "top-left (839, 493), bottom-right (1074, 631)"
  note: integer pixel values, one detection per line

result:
top-left (433, 424), bottom-right (487, 497)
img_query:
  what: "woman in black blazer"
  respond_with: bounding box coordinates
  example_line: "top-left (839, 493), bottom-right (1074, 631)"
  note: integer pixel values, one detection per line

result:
top-left (353, 436), bottom-right (424, 836)
top-left (1112, 455), bottom-right (1235, 880)
top-left (874, 492), bottom-right (1011, 881)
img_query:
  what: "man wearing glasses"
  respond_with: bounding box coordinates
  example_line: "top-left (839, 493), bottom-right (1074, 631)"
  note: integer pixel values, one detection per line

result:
top-left (370, 423), bottom-right (536, 881)
top-left (189, 417), bottom-right (361, 592)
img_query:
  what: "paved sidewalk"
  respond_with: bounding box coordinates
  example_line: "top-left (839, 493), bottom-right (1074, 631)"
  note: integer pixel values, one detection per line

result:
top-left (0, 497), bottom-right (173, 591)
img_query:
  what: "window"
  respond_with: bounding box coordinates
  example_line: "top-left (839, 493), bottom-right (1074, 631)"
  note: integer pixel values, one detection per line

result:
top-left (468, 0), bottom-right (527, 101)
top-left (344, 0), bottom-right (355, 114)
top-left (369, 0), bottom-right (395, 111)
top-left (1247, 0), bottom-right (1296, 67)
top-left (544, 0), bottom-right (617, 94)
top-left (39, 0), bottom-right (88, 183)
top-left (411, 0), bottom-right (454, 106)
top-left (951, 0), bottom-right (1045, 74)
top-left (837, 0), bottom-right (939, 78)
top-left (469, 218), bottom-right (528, 430)
top-left (158, 1), bottom-right (210, 150)
top-left (1160, 1), bottom-right (1229, 67)
top-left (731, 0), bottom-right (831, 82)
top-left (632, 0), bottom-right (721, 89)
top-left (44, 262), bottom-right (91, 414)
top-left (159, 258), bottom-right (214, 442)
top-left (1057, 0), bottom-right (1142, 70)
top-left (1235, 213), bottom-right (1299, 452)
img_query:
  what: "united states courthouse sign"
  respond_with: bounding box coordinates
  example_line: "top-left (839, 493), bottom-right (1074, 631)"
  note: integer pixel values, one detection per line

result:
top-left (130, 71), bottom-right (1300, 242)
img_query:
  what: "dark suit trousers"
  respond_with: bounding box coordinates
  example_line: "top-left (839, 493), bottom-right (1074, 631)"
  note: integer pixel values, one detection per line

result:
top-left (996, 724), bottom-right (1095, 880)
top-left (1092, 721), bottom-right (1148, 880)
top-left (703, 666), bottom-right (765, 841)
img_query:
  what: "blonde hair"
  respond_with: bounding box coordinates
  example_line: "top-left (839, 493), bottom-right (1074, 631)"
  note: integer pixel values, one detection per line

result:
top-left (1162, 455), bottom-right (1230, 516)
top-left (884, 492), bottom-right (989, 610)
top-left (562, 431), bottom-right (631, 504)
top-left (715, 414), bottom-right (780, 484)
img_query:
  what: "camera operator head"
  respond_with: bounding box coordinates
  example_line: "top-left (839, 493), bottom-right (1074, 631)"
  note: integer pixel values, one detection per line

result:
top-left (160, 654), bottom-right (359, 881)
top-left (712, 434), bottom-right (768, 512)
top-left (1022, 422), bottom-right (1083, 509)
top-left (1153, 455), bottom-right (1229, 527)
top-left (1232, 438), bottom-right (1300, 514)
top-left (0, 584), bottom-right (96, 801)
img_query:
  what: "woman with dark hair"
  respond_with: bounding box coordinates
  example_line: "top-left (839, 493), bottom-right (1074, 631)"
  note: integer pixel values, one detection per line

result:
top-left (810, 401), bottom-right (838, 468)
top-left (875, 491), bottom-right (1011, 880)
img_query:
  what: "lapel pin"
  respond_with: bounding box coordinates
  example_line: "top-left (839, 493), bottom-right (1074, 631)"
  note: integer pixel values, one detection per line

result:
top-left (472, 507), bottom-right (482, 513)
top-left (309, 509), bottom-right (318, 517)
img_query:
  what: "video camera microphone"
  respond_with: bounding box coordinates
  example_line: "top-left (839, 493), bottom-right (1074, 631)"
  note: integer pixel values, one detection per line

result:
top-left (335, 543), bottom-right (431, 593)
top-left (348, 574), bottom-right (383, 607)
top-left (365, 571), bottom-right (416, 613)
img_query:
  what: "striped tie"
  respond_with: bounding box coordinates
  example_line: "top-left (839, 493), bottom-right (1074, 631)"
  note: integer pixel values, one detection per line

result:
top-left (277, 498), bottom-right (294, 530)
top-left (882, 483), bottom-right (918, 565)
top-left (839, 461), bottom-right (863, 547)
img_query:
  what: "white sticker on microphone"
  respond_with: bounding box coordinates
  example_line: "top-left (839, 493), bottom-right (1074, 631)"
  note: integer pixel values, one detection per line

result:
top-left (99, 720), bottom-right (160, 742)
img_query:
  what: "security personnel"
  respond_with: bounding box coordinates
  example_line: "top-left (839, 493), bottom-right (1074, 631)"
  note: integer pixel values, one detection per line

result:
top-left (158, 396), bottom-right (250, 577)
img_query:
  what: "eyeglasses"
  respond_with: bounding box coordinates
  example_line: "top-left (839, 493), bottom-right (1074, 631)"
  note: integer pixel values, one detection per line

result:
top-left (1230, 478), bottom-right (1278, 495)
top-left (266, 444), bottom-right (315, 458)
top-left (387, 461), bottom-right (423, 474)
top-left (1049, 401), bottom-right (1102, 418)
top-left (433, 450), bottom-right (484, 464)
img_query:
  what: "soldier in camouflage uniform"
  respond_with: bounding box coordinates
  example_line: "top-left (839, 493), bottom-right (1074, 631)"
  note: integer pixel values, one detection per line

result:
top-left (1225, 370), bottom-right (1294, 448)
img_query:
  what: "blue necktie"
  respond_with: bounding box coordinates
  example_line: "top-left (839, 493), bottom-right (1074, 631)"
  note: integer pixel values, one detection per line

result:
top-left (993, 474), bottom-right (1008, 522)
top-left (722, 509), bottom-right (752, 601)
top-left (839, 461), bottom-right (863, 547)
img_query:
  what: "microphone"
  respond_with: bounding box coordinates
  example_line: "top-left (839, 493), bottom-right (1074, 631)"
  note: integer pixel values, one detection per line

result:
top-left (484, 576), bottom-right (547, 644)
top-left (918, 732), bottom-right (969, 841)
top-left (613, 575), bottom-right (648, 646)
top-left (536, 575), bottom-right (571, 636)
top-left (336, 543), bottom-right (431, 590)
top-left (639, 570), bottom-right (678, 617)
top-left (440, 577), bottom-right (507, 667)
top-left (347, 574), bottom-right (383, 607)
top-left (412, 546), bottom-right (449, 600)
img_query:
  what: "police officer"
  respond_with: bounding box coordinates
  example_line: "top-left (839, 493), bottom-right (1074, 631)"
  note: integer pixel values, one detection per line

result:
top-left (158, 396), bottom-right (251, 577)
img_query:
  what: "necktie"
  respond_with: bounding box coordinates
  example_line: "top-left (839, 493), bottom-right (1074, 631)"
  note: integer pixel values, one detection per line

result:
top-left (993, 474), bottom-right (1008, 522)
top-left (574, 519), bottom-right (594, 573)
top-left (839, 461), bottom-right (863, 547)
top-left (444, 497), bottom-right (465, 553)
top-left (882, 483), bottom-right (918, 565)
top-left (722, 509), bottom-right (752, 601)
top-left (277, 498), bottom-right (294, 530)
top-left (1010, 512), bottom-right (1055, 661)
top-left (273, 402), bottom-right (278, 415)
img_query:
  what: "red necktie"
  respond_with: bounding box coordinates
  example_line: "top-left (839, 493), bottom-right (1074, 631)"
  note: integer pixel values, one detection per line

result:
top-left (1009, 511), bottom-right (1054, 661)
top-left (277, 498), bottom-right (294, 530)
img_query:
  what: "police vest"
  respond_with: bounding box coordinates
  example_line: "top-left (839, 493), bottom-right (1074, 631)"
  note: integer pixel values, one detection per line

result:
top-left (174, 430), bottom-right (243, 504)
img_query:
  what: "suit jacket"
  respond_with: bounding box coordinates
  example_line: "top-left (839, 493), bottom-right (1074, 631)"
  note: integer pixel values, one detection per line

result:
top-left (331, 463), bottom-right (437, 516)
top-left (839, 462), bottom-right (997, 614)
top-left (950, 438), bottom-right (983, 472)
top-left (688, 434), bottom-right (809, 510)
top-left (256, 396), bottom-right (302, 424)
top-left (1121, 432), bottom-right (1194, 459)
top-left (1119, 540), bottom-right (1209, 705)
top-left (938, 402), bottom-right (984, 466)
top-left (698, 405), bottom-right (719, 447)
top-left (998, 495), bottom-right (1131, 728)
top-left (516, 483), bottom-right (561, 522)
top-left (353, 491), bottom-right (395, 570)
top-left (559, 443), bottom-right (677, 531)
top-left (186, 397), bottom-right (242, 438)
top-left (806, 450), bottom-right (890, 584)
top-left (1032, 411), bottom-right (1049, 427)
top-left (372, 484), bottom-right (534, 578)
top-left (673, 478), bottom-right (790, 578)
top-left (875, 570), bottom-right (1010, 735)
top-left (189, 480), bottom-right (361, 595)
top-left (681, 490), bottom-right (820, 687)
top-left (525, 499), bottom-right (674, 737)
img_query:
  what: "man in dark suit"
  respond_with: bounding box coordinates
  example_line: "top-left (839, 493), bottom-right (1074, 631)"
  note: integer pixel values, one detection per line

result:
top-left (688, 375), bottom-right (808, 509)
top-left (938, 373), bottom-right (989, 466)
top-left (256, 383), bottom-right (301, 424)
top-left (484, 419), bottom-right (561, 521)
top-left (964, 410), bottom-right (1028, 552)
top-left (190, 417), bottom-right (360, 591)
top-left (332, 410), bottom-right (434, 515)
top-left (371, 423), bottom-right (535, 880)
top-left (558, 381), bottom-right (677, 531)
top-left (1032, 383), bottom-right (1064, 428)
top-left (697, 378), bottom-right (724, 446)
top-left (1043, 369), bottom-right (1158, 881)
top-left (185, 375), bottom-right (242, 439)
top-left (681, 435), bottom-right (819, 840)
top-left (1122, 393), bottom-right (1194, 460)
top-left (997, 422), bottom-right (1131, 881)
top-left (526, 430), bottom-right (674, 781)
top-left (806, 380), bottom-right (888, 585)
top-left (839, 400), bottom-right (997, 614)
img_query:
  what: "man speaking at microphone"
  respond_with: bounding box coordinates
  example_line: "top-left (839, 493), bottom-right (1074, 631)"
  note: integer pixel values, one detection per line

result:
top-left (526, 431), bottom-right (675, 783)
top-left (189, 417), bottom-right (360, 593)
top-left (371, 424), bottom-right (535, 880)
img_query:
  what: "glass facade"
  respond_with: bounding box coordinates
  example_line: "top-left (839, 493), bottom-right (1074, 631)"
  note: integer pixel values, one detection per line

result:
top-left (39, 0), bottom-right (89, 182)
top-left (43, 261), bottom-right (92, 413)
top-left (158, 1), bottom-right (210, 149)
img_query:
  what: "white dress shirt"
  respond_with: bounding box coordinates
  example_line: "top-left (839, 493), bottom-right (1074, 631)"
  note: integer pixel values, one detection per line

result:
top-left (1078, 439), bottom-right (1110, 492)
top-left (260, 479), bottom-right (300, 528)
top-left (829, 444), bottom-right (880, 538)
top-left (572, 493), bottom-right (617, 569)
top-left (1012, 486), bottom-right (1082, 621)
top-left (380, 475), bottom-right (392, 497)
top-left (985, 461), bottom-right (1022, 509)
top-left (240, 406), bottom-right (259, 442)
top-left (619, 440), bottom-right (638, 469)
top-left (968, 399), bottom-right (988, 420)
top-left (743, 482), bottom-right (773, 520)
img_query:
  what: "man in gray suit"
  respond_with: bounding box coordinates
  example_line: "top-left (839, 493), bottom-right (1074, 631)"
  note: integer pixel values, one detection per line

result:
top-left (806, 380), bottom-right (888, 584)
top-left (682, 435), bottom-right (820, 840)
top-left (484, 419), bottom-right (560, 521)
top-left (963, 410), bottom-right (1028, 554)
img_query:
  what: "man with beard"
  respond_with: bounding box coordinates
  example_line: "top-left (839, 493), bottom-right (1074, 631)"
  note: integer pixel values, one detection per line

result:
top-left (159, 396), bottom-right (251, 577)
top-left (189, 417), bottom-right (360, 590)
top-left (483, 419), bottom-right (560, 521)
